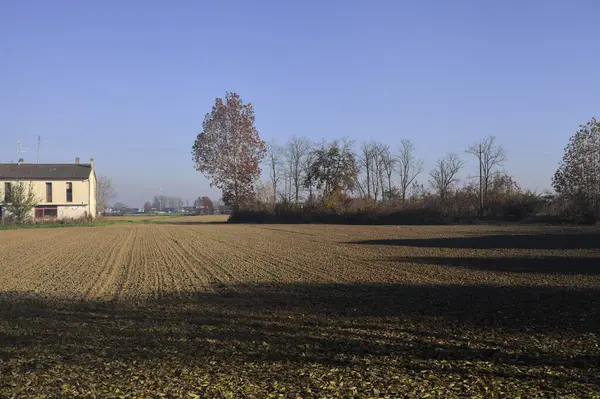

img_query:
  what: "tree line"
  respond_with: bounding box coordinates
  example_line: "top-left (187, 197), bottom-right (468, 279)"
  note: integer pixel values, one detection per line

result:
top-left (193, 92), bottom-right (599, 223)
top-left (255, 134), bottom-right (529, 222)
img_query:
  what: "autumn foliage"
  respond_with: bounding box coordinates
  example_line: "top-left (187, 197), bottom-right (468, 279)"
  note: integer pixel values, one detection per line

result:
top-left (552, 117), bottom-right (600, 222)
top-left (192, 92), bottom-right (266, 210)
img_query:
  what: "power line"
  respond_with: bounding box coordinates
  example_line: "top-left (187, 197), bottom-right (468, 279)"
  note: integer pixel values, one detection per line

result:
top-left (44, 144), bottom-right (188, 153)
top-left (2, 138), bottom-right (190, 154)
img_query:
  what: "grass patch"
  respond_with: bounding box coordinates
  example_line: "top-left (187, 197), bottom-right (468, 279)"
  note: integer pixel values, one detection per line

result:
top-left (0, 214), bottom-right (212, 230)
top-left (0, 220), bottom-right (117, 230)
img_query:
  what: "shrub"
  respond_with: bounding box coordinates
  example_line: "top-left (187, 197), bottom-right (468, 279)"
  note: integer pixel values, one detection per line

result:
top-left (229, 190), bottom-right (547, 225)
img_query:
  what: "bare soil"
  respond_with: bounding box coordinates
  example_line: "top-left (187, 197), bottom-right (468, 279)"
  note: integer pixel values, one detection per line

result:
top-left (0, 223), bottom-right (598, 397)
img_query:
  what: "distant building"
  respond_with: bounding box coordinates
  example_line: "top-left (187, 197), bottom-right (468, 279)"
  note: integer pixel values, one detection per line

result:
top-left (182, 206), bottom-right (197, 215)
top-left (0, 158), bottom-right (97, 220)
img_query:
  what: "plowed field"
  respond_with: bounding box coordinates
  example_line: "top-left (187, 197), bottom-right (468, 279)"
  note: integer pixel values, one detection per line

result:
top-left (1, 222), bottom-right (599, 398)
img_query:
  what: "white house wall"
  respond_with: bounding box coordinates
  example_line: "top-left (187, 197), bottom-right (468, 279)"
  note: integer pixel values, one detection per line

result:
top-left (59, 205), bottom-right (90, 219)
top-left (1, 179), bottom-right (96, 220)
top-left (88, 172), bottom-right (97, 218)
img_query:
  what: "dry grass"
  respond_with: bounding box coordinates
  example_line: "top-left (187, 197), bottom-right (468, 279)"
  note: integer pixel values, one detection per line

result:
top-left (0, 224), bottom-right (599, 397)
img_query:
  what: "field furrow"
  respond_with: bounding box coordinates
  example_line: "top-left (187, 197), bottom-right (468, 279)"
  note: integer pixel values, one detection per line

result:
top-left (82, 228), bottom-right (129, 298)
top-left (0, 229), bottom-right (102, 294)
top-left (85, 227), bottom-right (136, 299)
top-left (1, 219), bottom-right (599, 398)
top-left (167, 227), bottom-right (252, 288)
top-left (137, 225), bottom-right (170, 296)
top-left (183, 229), bottom-right (297, 283)
top-left (152, 226), bottom-right (212, 293)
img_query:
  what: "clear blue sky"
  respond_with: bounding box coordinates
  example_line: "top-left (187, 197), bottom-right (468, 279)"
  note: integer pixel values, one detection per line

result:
top-left (1, 0), bottom-right (599, 206)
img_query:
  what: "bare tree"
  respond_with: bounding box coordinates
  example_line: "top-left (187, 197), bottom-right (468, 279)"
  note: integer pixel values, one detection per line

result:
top-left (397, 139), bottom-right (423, 204)
top-left (255, 180), bottom-right (274, 205)
top-left (372, 144), bottom-right (386, 202)
top-left (358, 141), bottom-right (376, 200)
top-left (96, 176), bottom-right (116, 215)
top-left (358, 141), bottom-right (386, 202)
top-left (429, 153), bottom-right (465, 200)
top-left (265, 139), bottom-right (283, 204)
top-left (466, 136), bottom-right (507, 217)
top-left (302, 145), bottom-right (318, 202)
top-left (285, 137), bottom-right (311, 202)
top-left (380, 145), bottom-right (397, 204)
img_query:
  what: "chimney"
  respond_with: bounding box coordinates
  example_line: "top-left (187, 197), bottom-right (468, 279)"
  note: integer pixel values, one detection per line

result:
top-left (75, 157), bottom-right (80, 165)
top-left (90, 157), bottom-right (95, 169)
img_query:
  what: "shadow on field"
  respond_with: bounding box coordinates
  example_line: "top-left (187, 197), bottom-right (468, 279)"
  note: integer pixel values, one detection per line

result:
top-left (389, 256), bottom-right (600, 275)
top-left (1, 284), bottom-right (599, 391)
top-left (350, 231), bottom-right (600, 250)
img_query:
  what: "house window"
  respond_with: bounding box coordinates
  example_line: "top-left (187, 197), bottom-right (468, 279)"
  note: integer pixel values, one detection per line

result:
top-left (46, 182), bottom-right (53, 202)
top-left (66, 182), bottom-right (73, 202)
top-left (4, 183), bottom-right (11, 202)
top-left (35, 206), bottom-right (58, 219)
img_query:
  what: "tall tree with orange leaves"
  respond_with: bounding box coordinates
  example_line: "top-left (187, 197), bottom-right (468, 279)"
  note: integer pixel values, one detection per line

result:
top-left (192, 92), bottom-right (266, 211)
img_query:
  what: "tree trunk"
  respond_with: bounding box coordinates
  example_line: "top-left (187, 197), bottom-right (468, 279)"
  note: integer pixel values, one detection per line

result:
top-left (366, 164), bottom-right (371, 200)
top-left (388, 175), bottom-right (392, 206)
top-left (479, 147), bottom-right (483, 218)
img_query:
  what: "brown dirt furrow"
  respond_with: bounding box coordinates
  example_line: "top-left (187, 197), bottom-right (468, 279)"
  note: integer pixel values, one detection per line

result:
top-left (245, 224), bottom-right (599, 286)
top-left (145, 229), bottom-right (170, 296)
top-left (0, 242), bottom-right (67, 292)
top-left (29, 230), bottom-right (111, 297)
top-left (1, 222), bottom-right (599, 398)
top-left (0, 228), bottom-right (72, 252)
top-left (152, 226), bottom-right (212, 294)
top-left (125, 225), bottom-right (169, 297)
top-left (158, 227), bottom-right (218, 290)
top-left (166, 226), bottom-right (251, 289)
top-left (217, 225), bottom-right (417, 284)
top-left (85, 226), bottom-right (136, 299)
top-left (117, 225), bottom-right (144, 297)
top-left (126, 226), bottom-right (170, 298)
top-left (324, 243), bottom-right (444, 284)
top-left (209, 229), bottom-right (334, 283)
top-left (182, 230), bottom-right (284, 283)
top-left (81, 228), bottom-right (130, 299)
top-left (112, 226), bottom-right (144, 300)
top-left (108, 226), bottom-right (139, 300)
top-left (200, 225), bottom-right (340, 282)
top-left (145, 225), bottom-right (189, 297)
top-left (0, 229), bottom-right (103, 294)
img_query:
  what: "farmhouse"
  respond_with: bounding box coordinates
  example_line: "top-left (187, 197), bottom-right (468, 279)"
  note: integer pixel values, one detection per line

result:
top-left (0, 158), bottom-right (97, 220)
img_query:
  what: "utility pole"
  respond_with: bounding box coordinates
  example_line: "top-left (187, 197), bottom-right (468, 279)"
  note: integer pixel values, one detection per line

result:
top-left (37, 136), bottom-right (41, 164)
top-left (16, 141), bottom-right (27, 162)
top-left (478, 144), bottom-right (483, 218)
